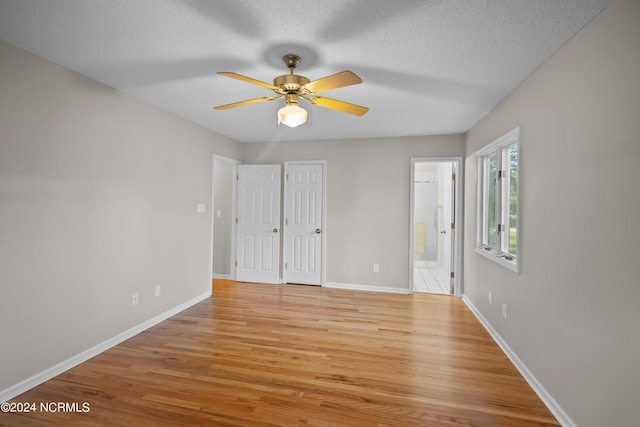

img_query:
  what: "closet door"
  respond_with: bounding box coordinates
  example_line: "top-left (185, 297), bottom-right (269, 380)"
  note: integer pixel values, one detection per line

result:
top-left (284, 162), bottom-right (324, 286)
top-left (236, 165), bottom-right (281, 284)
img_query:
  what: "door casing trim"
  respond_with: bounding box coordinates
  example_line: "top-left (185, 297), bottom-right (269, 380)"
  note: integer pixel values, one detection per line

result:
top-left (211, 154), bottom-right (240, 281)
top-left (409, 157), bottom-right (463, 297)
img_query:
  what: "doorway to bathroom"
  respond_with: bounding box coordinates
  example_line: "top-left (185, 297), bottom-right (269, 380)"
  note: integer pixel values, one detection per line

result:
top-left (410, 158), bottom-right (462, 296)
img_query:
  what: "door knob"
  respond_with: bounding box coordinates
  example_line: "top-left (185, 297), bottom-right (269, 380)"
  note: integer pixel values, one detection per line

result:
top-left (315, 229), bottom-right (322, 234)
top-left (273, 228), bottom-right (279, 233)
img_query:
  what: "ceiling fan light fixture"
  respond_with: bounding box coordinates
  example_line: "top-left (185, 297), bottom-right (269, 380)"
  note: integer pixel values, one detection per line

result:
top-left (215, 53), bottom-right (368, 125)
top-left (277, 103), bottom-right (307, 127)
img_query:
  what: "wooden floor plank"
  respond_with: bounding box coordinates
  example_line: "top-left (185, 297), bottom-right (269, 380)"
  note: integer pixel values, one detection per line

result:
top-left (1, 280), bottom-right (559, 426)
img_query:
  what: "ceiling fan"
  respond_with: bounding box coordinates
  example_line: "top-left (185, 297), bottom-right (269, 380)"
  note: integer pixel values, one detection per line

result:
top-left (213, 54), bottom-right (368, 127)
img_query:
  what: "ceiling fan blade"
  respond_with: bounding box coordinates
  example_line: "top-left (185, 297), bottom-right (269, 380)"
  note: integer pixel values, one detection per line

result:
top-left (305, 96), bottom-right (369, 116)
top-left (218, 72), bottom-right (278, 90)
top-left (302, 70), bottom-right (362, 94)
top-left (214, 96), bottom-right (280, 110)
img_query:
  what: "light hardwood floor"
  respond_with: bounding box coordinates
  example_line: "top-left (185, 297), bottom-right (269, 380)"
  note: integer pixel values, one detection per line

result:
top-left (1, 280), bottom-right (559, 426)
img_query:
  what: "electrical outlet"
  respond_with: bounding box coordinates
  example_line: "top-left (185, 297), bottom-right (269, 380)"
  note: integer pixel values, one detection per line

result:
top-left (373, 263), bottom-right (380, 273)
top-left (155, 285), bottom-right (161, 297)
top-left (502, 303), bottom-right (508, 320)
top-left (488, 292), bottom-right (493, 304)
top-left (132, 292), bottom-right (139, 306)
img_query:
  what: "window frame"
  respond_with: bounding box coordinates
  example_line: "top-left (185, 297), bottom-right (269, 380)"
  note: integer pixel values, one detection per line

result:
top-left (475, 127), bottom-right (520, 273)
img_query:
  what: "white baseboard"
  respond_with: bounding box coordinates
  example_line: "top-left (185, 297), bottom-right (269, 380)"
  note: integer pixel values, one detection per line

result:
top-left (461, 295), bottom-right (575, 427)
top-left (323, 281), bottom-right (411, 294)
top-left (212, 274), bottom-right (231, 279)
top-left (0, 290), bottom-right (212, 403)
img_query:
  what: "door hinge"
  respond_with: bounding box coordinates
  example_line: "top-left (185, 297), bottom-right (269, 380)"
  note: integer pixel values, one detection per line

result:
top-left (452, 173), bottom-right (456, 180)
top-left (235, 218), bottom-right (238, 224)
top-left (451, 222), bottom-right (455, 230)
top-left (285, 262), bottom-right (288, 269)
top-left (286, 174), bottom-right (289, 181)
top-left (285, 218), bottom-right (288, 225)
top-left (235, 261), bottom-right (237, 267)
top-left (236, 174), bottom-right (239, 181)
top-left (450, 272), bottom-right (455, 279)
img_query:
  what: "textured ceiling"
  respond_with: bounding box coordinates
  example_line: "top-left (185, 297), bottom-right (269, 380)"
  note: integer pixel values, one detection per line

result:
top-left (0, 0), bottom-right (611, 143)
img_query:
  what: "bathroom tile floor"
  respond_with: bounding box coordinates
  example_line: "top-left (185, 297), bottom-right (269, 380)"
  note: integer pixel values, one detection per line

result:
top-left (414, 267), bottom-right (451, 294)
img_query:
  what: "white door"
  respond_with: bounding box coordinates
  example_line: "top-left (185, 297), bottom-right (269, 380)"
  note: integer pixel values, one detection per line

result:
top-left (284, 162), bottom-right (324, 285)
top-left (441, 163), bottom-right (455, 294)
top-left (236, 164), bottom-right (281, 284)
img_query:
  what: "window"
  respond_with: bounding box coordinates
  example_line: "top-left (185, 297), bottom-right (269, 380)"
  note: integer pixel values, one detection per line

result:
top-left (475, 127), bottom-right (520, 272)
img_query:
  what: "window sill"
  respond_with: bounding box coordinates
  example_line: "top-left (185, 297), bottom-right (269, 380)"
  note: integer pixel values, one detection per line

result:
top-left (475, 247), bottom-right (519, 273)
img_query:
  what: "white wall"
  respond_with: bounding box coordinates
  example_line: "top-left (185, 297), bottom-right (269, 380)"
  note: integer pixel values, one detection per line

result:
top-left (463, 0), bottom-right (640, 425)
top-left (242, 135), bottom-right (465, 290)
top-left (0, 41), bottom-right (241, 393)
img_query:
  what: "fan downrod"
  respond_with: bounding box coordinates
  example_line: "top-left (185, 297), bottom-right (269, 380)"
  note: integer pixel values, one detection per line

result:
top-left (274, 54), bottom-right (308, 91)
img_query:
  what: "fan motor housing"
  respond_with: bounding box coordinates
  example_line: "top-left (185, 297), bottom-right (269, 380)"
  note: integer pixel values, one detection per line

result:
top-left (274, 74), bottom-right (310, 93)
